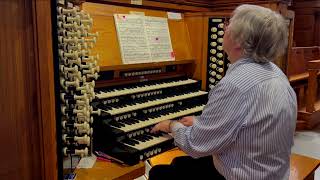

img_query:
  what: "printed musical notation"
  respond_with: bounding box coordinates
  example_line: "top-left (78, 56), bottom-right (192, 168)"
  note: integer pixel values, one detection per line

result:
top-left (114, 14), bottom-right (174, 64)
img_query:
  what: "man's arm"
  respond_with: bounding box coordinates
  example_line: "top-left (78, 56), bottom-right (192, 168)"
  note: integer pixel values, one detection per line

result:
top-left (171, 82), bottom-right (247, 158)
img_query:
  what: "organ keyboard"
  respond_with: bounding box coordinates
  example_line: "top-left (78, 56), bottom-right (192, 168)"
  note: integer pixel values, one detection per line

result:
top-left (92, 75), bottom-right (208, 165)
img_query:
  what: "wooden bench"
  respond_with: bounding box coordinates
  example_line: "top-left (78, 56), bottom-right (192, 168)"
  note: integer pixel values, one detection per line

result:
top-left (149, 148), bottom-right (320, 180)
top-left (74, 160), bottom-right (145, 180)
top-left (288, 47), bottom-right (320, 130)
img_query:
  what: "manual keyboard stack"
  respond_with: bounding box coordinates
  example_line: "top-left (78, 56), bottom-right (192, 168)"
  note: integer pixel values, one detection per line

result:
top-left (92, 76), bottom-right (208, 165)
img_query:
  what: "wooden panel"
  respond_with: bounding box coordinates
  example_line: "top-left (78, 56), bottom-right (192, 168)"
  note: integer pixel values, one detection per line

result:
top-left (184, 14), bottom-right (205, 82)
top-left (315, 12), bottom-right (320, 45)
top-left (288, 48), bottom-right (307, 75)
top-left (291, 0), bottom-right (320, 46)
top-left (288, 47), bottom-right (320, 76)
top-left (293, 15), bottom-right (315, 46)
top-left (33, 1), bottom-right (58, 179)
top-left (0, 1), bottom-right (42, 179)
top-left (82, 2), bottom-right (194, 68)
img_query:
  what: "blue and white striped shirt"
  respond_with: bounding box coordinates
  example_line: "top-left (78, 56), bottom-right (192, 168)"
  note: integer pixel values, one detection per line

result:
top-left (171, 58), bottom-right (297, 180)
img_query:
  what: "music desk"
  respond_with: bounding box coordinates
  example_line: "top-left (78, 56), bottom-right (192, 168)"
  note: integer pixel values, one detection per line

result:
top-left (75, 160), bottom-right (145, 180)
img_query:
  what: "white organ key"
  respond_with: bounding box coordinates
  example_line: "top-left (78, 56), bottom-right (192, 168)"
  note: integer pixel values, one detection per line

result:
top-left (63, 147), bottom-right (88, 157)
top-left (78, 49), bottom-right (91, 57)
top-left (216, 74), bottom-right (222, 80)
top-left (93, 66), bottom-right (100, 73)
top-left (57, 7), bottom-right (76, 15)
top-left (81, 56), bottom-right (95, 62)
top-left (105, 91), bottom-right (208, 116)
top-left (218, 23), bottom-right (224, 29)
top-left (64, 58), bottom-right (81, 66)
top-left (64, 71), bottom-right (81, 80)
top-left (60, 93), bottom-right (88, 102)
top-left (77, 24), bottom-right (91, 32)
top-left (96, 79), bottom-right (198, 99)
top-left (83, 66), bottom-right (99, 74)
top-left (217, 53), bottom-right (223, 58)
top-left (84, 37), bottom-right (96, 44)
top-left (217, 67), bottom-right (224, 73)
top-left (80, 43), bottom-right (89, 49)
top-left (75, 135), bottom-right (90, 146)
top-left (79, 62), bottom-right (93, 69)
top-left (218, 31), bottom-right (224, 36)
top-left (57, 22), bottom-right (78, 29)
top-left (76, 84), bottom-right (90, 92)
top-left (58, 36), bottom-right (84, 44)
top-left (80, 18), bottom-right (93, 25)
top-left (63, 134), bottom-right (90, 146)
top-left (59, 29), bottom-right (82, 38)
top-left (59, 50), bottom-right (79, 59)
top-left (84, 32), bottom-right (99, 37)
top-left (89, 107), bottom-right (101, 116)
top-left (82, 68), bottom-right (94, 75)
top-left (76, 116), bottom-right (92, 123)
top-left (77, 10), bottom-right (90, 19)
top-left (115, 105), bottom-right (205, 133)
top-left (77, 127), bottom-right (93, 135)
top-left (74, 107), bottom-right (90, 117)
top-left (60, 78), bottom-right (79, 89)
top-left (61, 106), bottom-right (89, 117)
top-left (62, 121), bottom-right (90, 130)
top-left (60, 65), bottom-right (78, 73)
top-left (57, 15), bottom-right (80, 24)
top-left (122, 134), bottom-right (172, 151)
top-left (66, 15), bottom-right (81, 24)
top-left (86, 72), bottom-right (99, 80)
top-left (62, 44), bottom-right (82, 51)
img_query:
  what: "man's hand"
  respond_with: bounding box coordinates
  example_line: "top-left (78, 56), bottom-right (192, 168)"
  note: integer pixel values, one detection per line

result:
top-left (150, 120), bottom-right (171, 133)
top-left (178, 116), bottom-right (195, 126)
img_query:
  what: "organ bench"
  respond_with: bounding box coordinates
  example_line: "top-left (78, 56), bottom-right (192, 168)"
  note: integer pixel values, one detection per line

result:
top-left (149, 148), bottom-right (320, 180)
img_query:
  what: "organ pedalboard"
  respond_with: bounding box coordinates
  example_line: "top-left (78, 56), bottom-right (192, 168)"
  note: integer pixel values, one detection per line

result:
top-left (92, 75), bottom-right (208, 165)
top-left (206, 17), bottom-right (231, 90)
top-left (56, 1), bottom-right (100, 160)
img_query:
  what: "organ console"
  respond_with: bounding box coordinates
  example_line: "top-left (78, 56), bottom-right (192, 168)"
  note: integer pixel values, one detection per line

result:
top-left (52, 0), bottom-right (295, 178)
top-left (92, 74), bottom-right (208, 165)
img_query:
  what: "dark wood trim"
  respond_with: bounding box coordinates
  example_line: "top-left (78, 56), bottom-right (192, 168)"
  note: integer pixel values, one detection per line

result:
top-left (86, 0), bottom-right (211, 12)
top-left (100, 59), bottom-right (194, 71)
top-left (32, 0), bottom-right (58, 179)
top-left (308, 60), bottom-right (320, 69)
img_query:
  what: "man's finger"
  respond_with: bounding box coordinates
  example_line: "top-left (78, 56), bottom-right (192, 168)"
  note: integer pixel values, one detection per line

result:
top-left (150, 126), bottom-right (158, 133)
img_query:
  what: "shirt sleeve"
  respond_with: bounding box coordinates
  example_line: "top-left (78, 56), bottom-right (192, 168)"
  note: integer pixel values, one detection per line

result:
top-left (171, 82), bottom-right (246, 158)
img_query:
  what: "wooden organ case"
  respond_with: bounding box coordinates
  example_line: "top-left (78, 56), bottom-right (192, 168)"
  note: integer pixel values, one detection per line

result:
top-left (53, 0), bottom-right (295, 178)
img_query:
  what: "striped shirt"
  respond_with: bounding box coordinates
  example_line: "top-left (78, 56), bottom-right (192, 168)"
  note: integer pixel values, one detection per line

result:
top-left (171, 58), bottom-right (297, 180)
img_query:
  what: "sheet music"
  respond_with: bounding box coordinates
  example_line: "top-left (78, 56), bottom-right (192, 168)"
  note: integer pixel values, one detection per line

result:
top-left (145, 16), bottom-right (175, 62)
top-left (114, 14), bottom-right (151, 64)
top-left (114, 14), bottom-right (174, 64)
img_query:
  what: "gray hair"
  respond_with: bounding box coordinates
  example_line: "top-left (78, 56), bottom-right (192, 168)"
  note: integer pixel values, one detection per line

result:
top-left (229, 4), bottom-right (288, 63)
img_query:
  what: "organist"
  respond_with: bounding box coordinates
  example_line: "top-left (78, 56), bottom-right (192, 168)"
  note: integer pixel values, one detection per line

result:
top-left (150, 4), bottom-right (297, 180)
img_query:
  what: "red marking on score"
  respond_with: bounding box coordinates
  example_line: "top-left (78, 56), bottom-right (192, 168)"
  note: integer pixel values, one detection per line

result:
top-left (171, 52), bottom-right (175, 58)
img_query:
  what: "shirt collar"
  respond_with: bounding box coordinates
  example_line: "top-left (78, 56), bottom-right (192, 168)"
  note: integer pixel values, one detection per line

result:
top-left (226, 58), bottom-right (252, 75)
